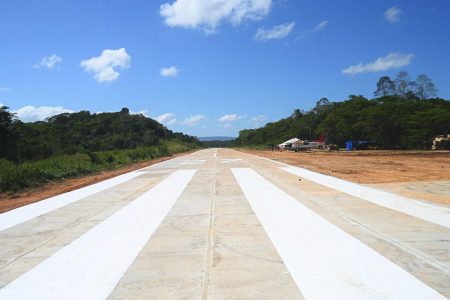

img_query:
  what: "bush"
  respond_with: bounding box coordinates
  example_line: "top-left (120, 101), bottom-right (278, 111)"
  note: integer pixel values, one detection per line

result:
top-left (0, 140), bottom-right (200, 193)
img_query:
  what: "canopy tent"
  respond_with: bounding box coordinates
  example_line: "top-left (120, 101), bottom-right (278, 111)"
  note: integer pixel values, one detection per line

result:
top-left (278, 138), bottom-right (301, 148)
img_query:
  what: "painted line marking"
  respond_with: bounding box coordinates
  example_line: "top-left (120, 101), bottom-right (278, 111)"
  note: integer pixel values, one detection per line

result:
top-left (0, 169), bottom-right (196, 300)
top-left (0, 171), bottom-right (146, 232)
top-left (180, 159), bottom-right (206, 165)
top-left (221, 158), bottom-right (242, 164)
top-left (232, 168), bottom-right (445, 300)
top-left (282, 166), bottom-right (450, 229)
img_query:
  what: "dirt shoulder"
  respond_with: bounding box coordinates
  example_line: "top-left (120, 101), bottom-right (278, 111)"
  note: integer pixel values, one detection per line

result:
top-left (238, 149), bottom-right (450, 184)
top-left (0, 151), bottom-right (196, 213)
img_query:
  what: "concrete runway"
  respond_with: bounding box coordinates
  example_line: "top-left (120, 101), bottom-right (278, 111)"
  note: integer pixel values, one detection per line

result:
top-left (0, 148), bottom-right (449, 299)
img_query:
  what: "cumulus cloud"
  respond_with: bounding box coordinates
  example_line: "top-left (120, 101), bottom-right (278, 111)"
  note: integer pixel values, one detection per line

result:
top-left (160, 66), bottom-right (179, 77)
top-left (13, 105), bottom-right (73, 122)
top-left (155, 113), bottom-right (177, 125)
top-left (255, 22), bottom-right (295, 41)
top-left (160, 0), bottom-right (272, 33)
top-left (80, 48), bottom-right (131, 83)
top-left (342, 52), bottom-right (414, 75)
top-left (34, 54), bottom-right (62, 69)
top-left (218, 114), bottom-right (244, 122)
top-left (183, 114), bottom-right (206, 126)
top-left (384, 7), bottom-right (401, 23)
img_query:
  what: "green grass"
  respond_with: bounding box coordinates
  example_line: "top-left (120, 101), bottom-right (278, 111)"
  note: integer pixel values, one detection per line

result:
top-left (0, 140), bottom-right (201, 193)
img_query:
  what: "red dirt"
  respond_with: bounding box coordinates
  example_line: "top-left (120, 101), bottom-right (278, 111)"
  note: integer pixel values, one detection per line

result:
top-left (239, 149), bottom-right (450, 184)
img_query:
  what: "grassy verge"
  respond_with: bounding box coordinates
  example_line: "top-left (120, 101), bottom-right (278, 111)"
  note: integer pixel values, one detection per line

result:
top-left (0, 140), bottom-right (200, 193)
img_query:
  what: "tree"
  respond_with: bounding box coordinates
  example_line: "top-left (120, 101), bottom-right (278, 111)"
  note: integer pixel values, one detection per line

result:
top-left (290, 109), bottom-right (302, 119)
top-left (374, 76), bottom-right (395, 97)
top-left (316, 97), bottom-right (331, 107)
top-left (414, 74), bottom-right (437, 100)
top-left (395, 71), bottom-right (414, 98)
top-left (0, 106), bottom-right (17, 157)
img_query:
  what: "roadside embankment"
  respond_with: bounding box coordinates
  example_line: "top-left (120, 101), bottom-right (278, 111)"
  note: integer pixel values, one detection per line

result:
top-left (0, 145), bottom-right (199, 213)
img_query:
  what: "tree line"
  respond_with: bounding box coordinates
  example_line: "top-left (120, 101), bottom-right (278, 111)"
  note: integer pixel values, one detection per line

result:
top-left (0, 107), bottom-right (202, 162)
top-left (236, 73), bottom-right (450, 149)
top-left (375, 71), bottom-right (437, 99)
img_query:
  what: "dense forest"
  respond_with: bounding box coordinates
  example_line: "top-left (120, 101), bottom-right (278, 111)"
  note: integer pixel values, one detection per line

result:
top-left (236, 72), bottom-right (450, 149)
top-left (0, 107), bottom-right (201, 162)
top-left (0, 107), bottom-right (202, 192)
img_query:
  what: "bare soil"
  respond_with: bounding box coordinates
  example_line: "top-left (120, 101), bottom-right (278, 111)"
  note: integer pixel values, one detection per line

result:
top-left (239, 149), bottom-right (450, 184)
top-left (0, 151), bottom-right (195, 213)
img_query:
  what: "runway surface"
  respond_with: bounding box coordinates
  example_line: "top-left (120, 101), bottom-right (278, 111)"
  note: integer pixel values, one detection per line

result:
top-left (1, 149), bottom-right (449, 299)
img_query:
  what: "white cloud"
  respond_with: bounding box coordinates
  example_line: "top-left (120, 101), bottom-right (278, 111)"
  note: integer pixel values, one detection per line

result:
top-left (183, 114), bottom-right (206, 126)
top-left (130, 109), bottom-right (150, 117)
top-left (155, 113), bottom-right (177, 125)
top-left (342, 52), bottom-right (414, 75)
top-left (255, 22), bottom-right (295, 41)
top-left (13, 105), bottom-right (73, 122)
top-left (249, 114), bottom-right (267, 125)
top-left (218, 114), bottom-right (244, 122)
top-left (384, 7), bottom-right (401, 23)
top-left (160, 66), bottom-right (179, 77)
top-left (311, 20), bottom-right (328, 32)
top-left (34, 54), bottom-right (62, 69)
top-left (0, 87), bottom-right (10, 92)
top-left (296, 20), bottom-right (328, 41)
top-left (80, 48), bottom-right (131, 83)
top-left (160, 0), bottom-right (272, 33)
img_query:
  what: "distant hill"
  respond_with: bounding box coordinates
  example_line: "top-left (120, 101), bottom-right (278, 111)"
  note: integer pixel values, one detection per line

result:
top-left (199, 136), bottom-right (236, 142)
top-left (0, 107), bottom-right (202, 161)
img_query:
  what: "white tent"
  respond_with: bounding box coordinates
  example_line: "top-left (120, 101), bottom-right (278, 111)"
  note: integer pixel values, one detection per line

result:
top-left (278, 138), bottom-right (301, 148)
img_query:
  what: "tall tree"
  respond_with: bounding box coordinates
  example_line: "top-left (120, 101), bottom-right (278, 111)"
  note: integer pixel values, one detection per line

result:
top-left (290, 109), bottom-right (302, 119)
top-left (374, 76), bottom-right (395, 97)
top-left (316, 97), bottom-right (331, 107)
top-left (395, 71), bottom-right (414, 98)
top-left (414, 74), bottom-right (437, 100)
top-left (0, 106), bottom-right (16, 157)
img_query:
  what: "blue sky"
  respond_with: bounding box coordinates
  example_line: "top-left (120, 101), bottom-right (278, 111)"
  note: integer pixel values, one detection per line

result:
top-left (1, 0), bottom-right (449, 137)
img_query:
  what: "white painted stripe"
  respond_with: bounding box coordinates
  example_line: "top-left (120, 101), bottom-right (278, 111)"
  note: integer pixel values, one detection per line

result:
top-left (282, 166), bottom-right (450, 229)
top-left (221, 158), bottom-right (242, 164)
top-left (0, 171), bottom-right (145, 232)
top-left (232, 168), bottom-right (445, 300)
top-left (0, 170), bottom-right (196, 300)
top-left (180, 159), bottom-right (205, 165)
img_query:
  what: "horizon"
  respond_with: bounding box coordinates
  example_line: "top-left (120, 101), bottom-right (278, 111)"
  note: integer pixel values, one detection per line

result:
top-left (1, 0), bottom-right (450, 136)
